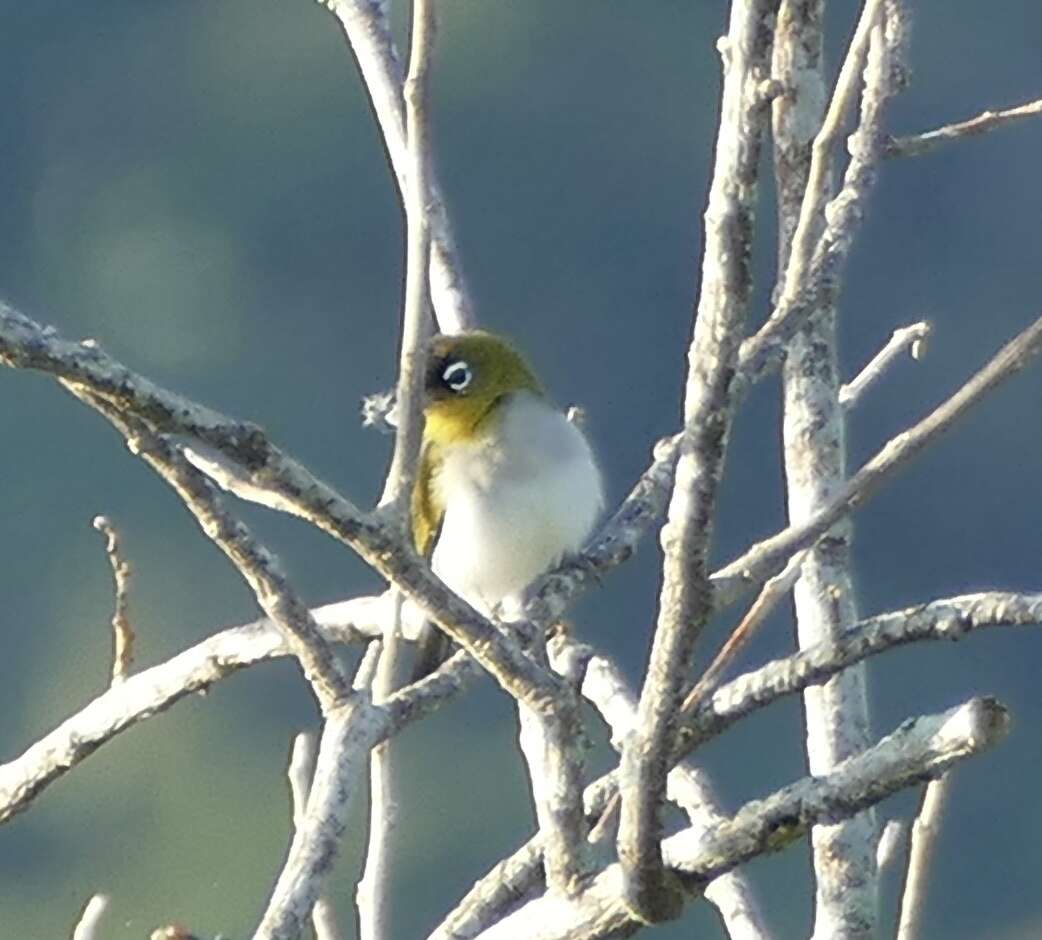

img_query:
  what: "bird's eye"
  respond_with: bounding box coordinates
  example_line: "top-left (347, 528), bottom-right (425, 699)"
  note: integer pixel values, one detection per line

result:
top-left (441, 360), bottom-right (472, 393)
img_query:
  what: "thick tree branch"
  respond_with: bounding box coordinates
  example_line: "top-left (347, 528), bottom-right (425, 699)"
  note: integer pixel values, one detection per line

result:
top-left (772, 2), bottom-right (903, 934)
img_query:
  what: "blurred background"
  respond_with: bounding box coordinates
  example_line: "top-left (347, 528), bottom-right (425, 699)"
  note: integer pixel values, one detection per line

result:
top-left (1, 1), bottom-right (1041, 937)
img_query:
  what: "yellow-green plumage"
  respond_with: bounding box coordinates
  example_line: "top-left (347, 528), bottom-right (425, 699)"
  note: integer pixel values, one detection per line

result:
top-left (411, 331), bottom-right (543, 558)
top-left (411, 441), bottom-right (443, 558)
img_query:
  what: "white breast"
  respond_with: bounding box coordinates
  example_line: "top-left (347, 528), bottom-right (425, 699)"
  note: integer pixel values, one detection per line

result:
top-left (431, 392), bottom-right (603, 614)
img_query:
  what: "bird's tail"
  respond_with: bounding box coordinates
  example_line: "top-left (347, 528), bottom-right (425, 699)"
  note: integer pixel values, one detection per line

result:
top-left (409, 621), bottom-right (455, 683)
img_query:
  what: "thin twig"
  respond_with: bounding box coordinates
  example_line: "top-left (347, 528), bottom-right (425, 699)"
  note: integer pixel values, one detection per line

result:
top-left (523, 432), bottom-right (681, 626)
top-left (886, 96), bottom-right (1042, 158)
top-left (775, 0), bottom-right (885, 302)
top-left (682, 549), bottom-right (807, 714)
top-left (321, 0), bottom-right (474, 332)
top-left (895, 773), bottom-right (953, 939)
top-left (92, 515), bottom-right (134, 684)
top-left (617, 0), bottom-right (780, 918)
top-left (875, 819), bottom-right (906, 871)
top-left (712, 311), bottom-right (1042, 608)
top-left (71, 894), bottom-right (110, 940)
top-left (839, 322), bottom-right (931, 408)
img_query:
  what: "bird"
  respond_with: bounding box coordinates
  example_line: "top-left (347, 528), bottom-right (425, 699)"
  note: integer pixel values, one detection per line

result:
top-left (410, 330), bottom-right (604, 679)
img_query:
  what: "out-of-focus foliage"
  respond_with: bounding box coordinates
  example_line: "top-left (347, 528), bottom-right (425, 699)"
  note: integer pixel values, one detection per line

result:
top-left (1, 1), bottom-right (1041, 936)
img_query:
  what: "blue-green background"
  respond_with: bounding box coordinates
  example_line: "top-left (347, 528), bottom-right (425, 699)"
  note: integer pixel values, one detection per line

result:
top-left (2, 2), bottom-right (1041, 937)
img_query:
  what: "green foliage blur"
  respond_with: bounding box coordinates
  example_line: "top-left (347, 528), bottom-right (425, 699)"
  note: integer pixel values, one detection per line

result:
top-left (2, 1), bottom-right (1042, 937)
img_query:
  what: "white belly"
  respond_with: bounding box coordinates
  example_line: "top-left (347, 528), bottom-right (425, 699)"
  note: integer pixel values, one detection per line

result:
top-left (431, 393), bottom-right (603, 614)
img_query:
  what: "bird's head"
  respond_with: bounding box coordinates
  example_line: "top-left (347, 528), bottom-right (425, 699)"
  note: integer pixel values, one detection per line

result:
top-left (422, 331), bottom-right (543, 445)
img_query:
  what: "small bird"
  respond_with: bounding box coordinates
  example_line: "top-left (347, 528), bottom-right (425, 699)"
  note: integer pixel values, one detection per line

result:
top-left (410, 331), bottom-right (604, 678)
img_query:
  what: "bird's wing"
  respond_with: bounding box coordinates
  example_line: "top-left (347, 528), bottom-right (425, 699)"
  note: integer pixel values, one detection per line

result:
top-left (409, 441), bottom-right (452, 682)
top-left (411, 441), bottom-right (445, 558)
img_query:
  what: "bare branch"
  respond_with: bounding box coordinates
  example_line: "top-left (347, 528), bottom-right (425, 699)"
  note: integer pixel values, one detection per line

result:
top-left (618, 0), bottom-right (780, 917)
top-left (287, 733), bottom-right (342, 940)
top-left (257, 703), bottom-right (385, 940)
top-left (675, 698), bottom-right (1006, 882)
top-left (677, 592), bottom-right (1042, 755)
top-left (875, 819), bottom-right (906, 872)
top-left (682, 549), bottom-right (806, 714)
top-left (839, 321), bottom-right (931, 408)
top-left (736, 0), bottom-right (892, 390)
top-left (775, 0), bottom-right (885, 299)
top-left (71, 894), bottom-right (110, 940)
top-left (427, 840), bottom-right (546, 940)
top-left (895, 773), bottom-right (953, 940)
top-left (0, 303), bottom-right (563, 711)
top-left (321, 0), bottom-right (475, 332)
top-left (582, 654), bottom-right (772, 940)
top-left (379, 0), bottom-right (437, 513)
top-left (516, 686), bottom-right (590, 895)
top-left (712, 311), bottom-right (1042, 608)
top-left (886, 96), bottom-right (1042, 158)
top-left (358, 0), bottom-right (440, 930)
top-left (92, 515), bottom-right (135, 684)
top-left (68, 392), bottom-right (352, 712)
top-left (772, 3), bottom-right (904, 932)
top-left (474, 698), bottom-right (1008, 940)
top-left (433, 591), bottom-right (1042, 938)
top-left (0, 595), bottom-right (462, 827)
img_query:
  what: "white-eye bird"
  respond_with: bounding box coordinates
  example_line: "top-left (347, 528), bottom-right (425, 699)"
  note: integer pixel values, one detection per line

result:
top-left (410, 331), bottom-right (604, 678)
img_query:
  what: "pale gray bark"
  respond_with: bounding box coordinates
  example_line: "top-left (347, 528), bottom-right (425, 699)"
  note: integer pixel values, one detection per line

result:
top-left (772, 2), bottom-right (894, 934)
top-left (887, 96), bottom-right (1042, 158)
top-left (71, 895), bottom-right (110, 940)
top-left (895, 773), bottom-right (953, 940)
top-left (618, 0), bottom-right (779, 918)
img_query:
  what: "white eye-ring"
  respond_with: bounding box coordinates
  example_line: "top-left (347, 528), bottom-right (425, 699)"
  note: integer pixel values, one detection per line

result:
top-left (442, 360), bottom-right (472, 392)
